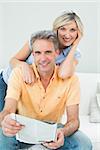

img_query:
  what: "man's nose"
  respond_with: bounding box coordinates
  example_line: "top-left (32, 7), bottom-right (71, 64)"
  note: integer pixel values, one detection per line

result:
top-left (40, 53), bottom-right (47, 60)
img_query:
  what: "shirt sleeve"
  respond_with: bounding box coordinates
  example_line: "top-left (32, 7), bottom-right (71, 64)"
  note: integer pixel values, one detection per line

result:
top-left (74, 48), bottom-right (81, 61)
top-left (66, 75), bottom-right (80, 106)
top-left (5, 67), bottom-right (22, 101)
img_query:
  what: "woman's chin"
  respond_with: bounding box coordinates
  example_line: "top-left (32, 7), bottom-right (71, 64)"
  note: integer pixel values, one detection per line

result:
top-left (63, 43), bottom-right (71, 48)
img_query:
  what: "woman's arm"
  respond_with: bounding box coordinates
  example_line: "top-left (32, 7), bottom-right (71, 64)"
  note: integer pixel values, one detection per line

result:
top-left (10, 41), bottom-right (31, 68)
top-left (58, 31), bottom-right (82, 79)
top-left (58, 45), bottom-right (78, 79)
top-left (10, 41), bottom-right (35, 84)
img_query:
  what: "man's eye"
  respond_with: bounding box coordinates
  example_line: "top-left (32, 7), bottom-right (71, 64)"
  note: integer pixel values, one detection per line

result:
top-left (45, 51), bottom-right (52, 54)
top-left (34, 51), bottom-right (41, 55)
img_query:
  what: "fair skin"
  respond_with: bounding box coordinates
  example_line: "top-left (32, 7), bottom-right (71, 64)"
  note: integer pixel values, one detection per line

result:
top-left (57, 20), bottom-right (82, 78)
top-left (0, 39), bottom-right (79, 149)
top-left (10, 20), bottom-right (82, 83)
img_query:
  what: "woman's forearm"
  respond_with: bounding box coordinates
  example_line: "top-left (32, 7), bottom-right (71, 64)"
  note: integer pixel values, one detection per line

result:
top-left (58, 45), bottom-right (78, 79)
top-left (10, 57), bottom-right (27, 69)
top-left (9, 41), bottom-right (31, 69)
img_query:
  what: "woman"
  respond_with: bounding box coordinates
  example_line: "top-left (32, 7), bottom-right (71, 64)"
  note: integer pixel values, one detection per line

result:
top-left (0, 11), bottom-right (83, 111)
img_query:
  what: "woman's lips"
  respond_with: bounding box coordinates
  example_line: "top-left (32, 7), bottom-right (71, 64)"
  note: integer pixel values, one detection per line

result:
top-left (63, 37), bottom-right (71, 42)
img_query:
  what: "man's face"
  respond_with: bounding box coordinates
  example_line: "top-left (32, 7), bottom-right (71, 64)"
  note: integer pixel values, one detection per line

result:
top-left (32, 39), bottom-right (56, 76)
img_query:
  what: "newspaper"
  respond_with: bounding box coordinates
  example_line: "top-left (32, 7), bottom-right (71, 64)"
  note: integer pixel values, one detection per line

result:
top-left (10, 113), bottom-right (57, 144)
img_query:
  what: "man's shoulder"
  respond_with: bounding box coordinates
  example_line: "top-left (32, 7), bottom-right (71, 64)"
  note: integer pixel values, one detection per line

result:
top-left (12, 67), bottom-right (22, 75)
top-left (12, 65), bottom-right (33, 75)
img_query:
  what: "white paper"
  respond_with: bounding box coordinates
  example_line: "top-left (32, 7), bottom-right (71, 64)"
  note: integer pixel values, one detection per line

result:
top-left (10, 113), bottom-right (57, 144)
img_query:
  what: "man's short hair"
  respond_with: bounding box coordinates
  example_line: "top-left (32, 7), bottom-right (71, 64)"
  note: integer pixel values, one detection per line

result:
top-left (30, 30), bottom-right (59, 50)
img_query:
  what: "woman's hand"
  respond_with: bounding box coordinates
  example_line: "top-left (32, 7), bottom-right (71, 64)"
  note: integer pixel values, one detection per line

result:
top-left (73, 30), bottom-right (82, 47)
top-left (20, 62), bottom-right (35, 84)
top-left (43, 128), bottom-right (64, 149)
top-left (1, 114), bottom-right (23, 137)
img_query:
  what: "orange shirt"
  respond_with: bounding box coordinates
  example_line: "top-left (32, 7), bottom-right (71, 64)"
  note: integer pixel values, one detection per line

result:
top-left (6, 64), bottom-right (80, 123)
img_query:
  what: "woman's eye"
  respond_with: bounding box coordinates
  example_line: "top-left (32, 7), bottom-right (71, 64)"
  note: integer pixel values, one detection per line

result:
top-left (70, 28), bottom-right (77, 32)
top-left (59, 26), bottom-right (65, 31)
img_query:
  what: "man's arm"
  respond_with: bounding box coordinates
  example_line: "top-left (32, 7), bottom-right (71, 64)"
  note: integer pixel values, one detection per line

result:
top-left (0, 98), bottom-right (23, 137)
top-left (62, 75), bottom-right (80, 136)
top-left (0, 98), bottom-right (17, 125)
top-left (62, 104), bottom-right (79, 136)
top-left (43, 76), bottom-right (80, 149)
top-left (43, 104), bottom-right (79, 149)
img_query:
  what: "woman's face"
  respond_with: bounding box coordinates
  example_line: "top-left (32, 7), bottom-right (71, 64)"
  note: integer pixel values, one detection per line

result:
top-left (57, 20), bottom-right (78, 48)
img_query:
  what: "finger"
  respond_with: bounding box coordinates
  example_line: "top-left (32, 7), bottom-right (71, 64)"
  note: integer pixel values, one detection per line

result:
top-left (3, 123), bottom-right (23, 131)
top-left (53, 129), bottom-right (64, 147)
top-left (23, 71), bottom-right (32, 84)
top-left (2, 128), bottom-right (18, 137)
top-left (2, 117), bottom-right (24, 131)
top-left (27, 70), bottom-right (35, 84)
top-left (22, 70), bottom-right (28, 83)
top-left (3, 127), bottom-right (19, 135)
top-left (31, 74), bottom-right (35, 83)
top-left (28, 76), bottom-right (33, 84)
top-left (43, 142), bottom-right (58, 149)
top-left (21, 63), bottom-right (35, 84)
top-left (2, 124), bottom-right (24, 137)
top-left (2, 118), bottom-right (20, 127)
top-left (21, 67), bottom-right (30, 83)
top-left (78, 30), bottom-right (82, 38)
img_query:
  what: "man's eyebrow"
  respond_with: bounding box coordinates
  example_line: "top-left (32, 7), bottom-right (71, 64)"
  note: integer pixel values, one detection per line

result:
top-left (45, 50), bottom-right (53, 52)
top-left (34, 51), bottom-right (41, 53)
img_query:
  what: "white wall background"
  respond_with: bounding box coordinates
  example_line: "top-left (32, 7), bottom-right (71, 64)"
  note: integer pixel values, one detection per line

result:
top-left (0, 1), bottom-right (99, 73)
top-left (0, 3), bottom-right (3, 64)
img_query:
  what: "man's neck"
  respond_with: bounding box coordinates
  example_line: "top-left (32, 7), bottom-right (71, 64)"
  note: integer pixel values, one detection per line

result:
top-left (39, 70), bottom-right (54, 90)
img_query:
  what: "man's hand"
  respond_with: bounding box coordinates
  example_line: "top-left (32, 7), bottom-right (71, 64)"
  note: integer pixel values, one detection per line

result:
top-left (43, 128), bottom-right (64, 149)
top-left (1, 114), bottom-right (24, 137)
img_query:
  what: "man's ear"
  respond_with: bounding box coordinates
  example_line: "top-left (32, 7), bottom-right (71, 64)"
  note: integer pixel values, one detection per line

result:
top-left (32, 51), bottom-right (34, 56)
top-left (55, 49), bottom-right (60, 57)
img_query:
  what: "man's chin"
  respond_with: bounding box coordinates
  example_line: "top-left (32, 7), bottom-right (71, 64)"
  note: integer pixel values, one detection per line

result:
top-left (38, 68), bottom-right (48, 73)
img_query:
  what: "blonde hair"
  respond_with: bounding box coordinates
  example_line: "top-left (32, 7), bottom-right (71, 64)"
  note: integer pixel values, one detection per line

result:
top-left (53, 11), bottom-right (84, 36)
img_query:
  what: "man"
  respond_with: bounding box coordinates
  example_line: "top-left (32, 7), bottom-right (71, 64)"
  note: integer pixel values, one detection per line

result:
top-left (0, 30), bottom-right (92, 150)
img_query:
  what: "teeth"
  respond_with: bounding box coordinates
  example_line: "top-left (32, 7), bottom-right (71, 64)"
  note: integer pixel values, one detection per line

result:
top-left (40, 63), bottom-right (48, 66)
top-left (63, 38), bottom-right (70, 42)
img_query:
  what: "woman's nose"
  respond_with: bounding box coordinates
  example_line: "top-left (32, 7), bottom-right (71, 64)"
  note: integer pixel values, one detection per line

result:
top-left (64, 32), bottom-right (70, 38)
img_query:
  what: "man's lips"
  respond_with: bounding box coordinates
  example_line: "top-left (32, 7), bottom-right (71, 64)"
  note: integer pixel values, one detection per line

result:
top-left (39, 63), bottom-right (49, 67)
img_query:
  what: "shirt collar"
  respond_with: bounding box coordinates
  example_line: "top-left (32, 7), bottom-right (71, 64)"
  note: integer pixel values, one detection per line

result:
top-left (62, 46), bottom-right (71, 56)
top-left (32, 63), bottom-right (58, 81)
